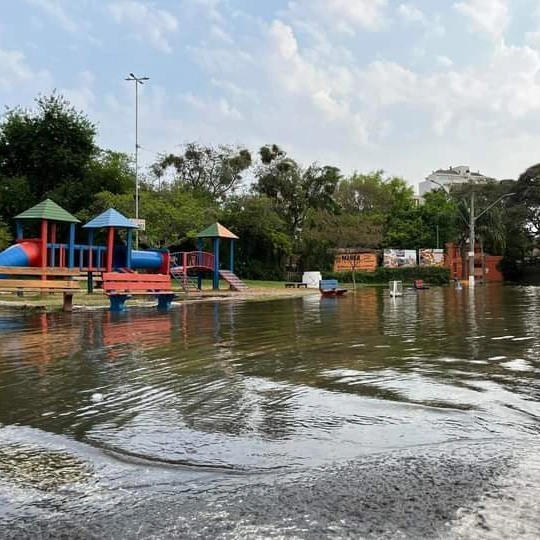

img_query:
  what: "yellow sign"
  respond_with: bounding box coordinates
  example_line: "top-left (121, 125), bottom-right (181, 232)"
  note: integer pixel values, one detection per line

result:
top-left (334, 253), bottom-right (377, 273)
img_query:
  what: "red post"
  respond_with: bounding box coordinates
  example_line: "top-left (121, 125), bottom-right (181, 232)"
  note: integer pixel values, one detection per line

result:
top-left (106, 227), bottom-right (115, 272)
top-left (50, 223), bottom-right (57, 244)
top-left (40, 220), bottom-right (48, 274)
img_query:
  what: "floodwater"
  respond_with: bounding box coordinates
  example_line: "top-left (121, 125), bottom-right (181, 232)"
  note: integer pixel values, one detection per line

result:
top-left (0, 285), bottom-right (539, 539)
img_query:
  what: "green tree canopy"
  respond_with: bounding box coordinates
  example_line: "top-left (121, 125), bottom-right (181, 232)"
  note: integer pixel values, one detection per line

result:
top-left (0, 94), bottom-right (97, 219)
top-left (220, 194), bottom-right (291, 280)
top-left (153, 143), bottom-right (252, 200)
top-left (254, 145), bottom-right (341, 240)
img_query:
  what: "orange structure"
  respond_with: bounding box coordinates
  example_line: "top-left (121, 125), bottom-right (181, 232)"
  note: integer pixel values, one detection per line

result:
top-left (445, 242), bottom-right (503, 282)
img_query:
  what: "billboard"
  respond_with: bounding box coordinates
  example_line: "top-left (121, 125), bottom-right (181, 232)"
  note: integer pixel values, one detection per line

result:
top-left (334, 252), bottom-right (377, 273)
top-left (383, 249), bottom-right (417, 268)
top-left (419, 248), bottom-right (444, 267)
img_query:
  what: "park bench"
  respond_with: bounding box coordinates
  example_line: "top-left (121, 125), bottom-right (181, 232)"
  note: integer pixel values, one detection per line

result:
top-left (285, 282), bottom-right (308, 288)
top-left (102, 272), bottom-right (177, 312)
top-left (319, 279), bottom-right (347, 297)
top-left (0, 266), bottom-right (81, 312)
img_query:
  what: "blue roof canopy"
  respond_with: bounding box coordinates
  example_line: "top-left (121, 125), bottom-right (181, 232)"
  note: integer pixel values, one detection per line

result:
top-left (83, 209), bottom-right (139, 229)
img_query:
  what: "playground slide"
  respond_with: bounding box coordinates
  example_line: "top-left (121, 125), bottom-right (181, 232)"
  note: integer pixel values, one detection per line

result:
top-left (130, 250), bottom-right (164, 271)
top-left (0, 241), bottom-right (41, 269)
top-left (0, 241), bottom-right (168, 273)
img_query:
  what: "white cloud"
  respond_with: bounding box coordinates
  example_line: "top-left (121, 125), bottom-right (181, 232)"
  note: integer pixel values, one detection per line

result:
top-left (436, 55), bottom-right (454, 67)
top-left (453, 0), bottom-right (509, 39)
top-left (26, 0), bottom-right (79, 33)
top-left (284, 0), bottom-right (389, 34)
top-left (397, 3), bottom-right (428, 26)
top-left (109, 1), bottom-right (178, 53)
top-left (0, 47), bottom-right (52, 92)
top-left (323, 0), bottom-right (388, 30)
top-left (60, 70), bottom-right (96, 113)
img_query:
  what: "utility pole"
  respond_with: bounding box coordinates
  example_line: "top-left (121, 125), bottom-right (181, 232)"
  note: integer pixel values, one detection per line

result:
top-left (469, 188), bottom-right (475, 288)
top-left (125, 73), bottom-right (149, 249)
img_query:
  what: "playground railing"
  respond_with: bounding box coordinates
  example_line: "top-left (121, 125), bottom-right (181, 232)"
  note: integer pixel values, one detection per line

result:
top-left (47, 243), bottom-right (107, 271)
top-left (170, 251), bottom-right (215, 271)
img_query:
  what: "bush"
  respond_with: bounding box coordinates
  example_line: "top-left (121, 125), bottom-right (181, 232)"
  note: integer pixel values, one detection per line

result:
top-left (322, 265), bottom-right (451, 285)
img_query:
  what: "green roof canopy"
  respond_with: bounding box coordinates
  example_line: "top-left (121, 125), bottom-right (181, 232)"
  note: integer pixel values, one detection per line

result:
top-left (15, 199), bottom-right (80, 223)
top-left (197, 222), bottom-right (238, 239)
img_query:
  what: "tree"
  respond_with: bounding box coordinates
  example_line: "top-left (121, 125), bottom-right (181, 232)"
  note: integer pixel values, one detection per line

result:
top-left (335, 171), bottom-right (392, 215)
top-left (153, 143), bottom-right (252, 200)
top-left (254, 145), bottom-right (341, 240)
top-left (220, 194), bottom-right (291, 280)
top-left (52, 150), bottom-right (135, 217)
top-left (88, 185), bottom-right (215, 249)
top-left (302, 209), bottom-right (383, 286)
top-left (0, 93), bottom-right (97, 220)
top-left (381, 176), bottom-right (424, 248)
top-left (420, 189), bottom-right (460, 249)
top-left (512, 164), bottom-right (540, 238)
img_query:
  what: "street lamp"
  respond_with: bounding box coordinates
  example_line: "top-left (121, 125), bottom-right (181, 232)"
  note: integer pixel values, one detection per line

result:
top-left (125, 73), bottom-right (149, 248)
top-left (430, 178), bottom-right (513, 287)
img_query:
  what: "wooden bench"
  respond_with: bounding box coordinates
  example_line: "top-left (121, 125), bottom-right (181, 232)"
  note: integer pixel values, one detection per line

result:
top-left (0, 266), bottom-right (81, 311)
top-left (319, 279), bottom-right (347, 297)
top-left (285, 282), bottom-right (308, 288)
top-left (102, 272), bottom-right (177, 312)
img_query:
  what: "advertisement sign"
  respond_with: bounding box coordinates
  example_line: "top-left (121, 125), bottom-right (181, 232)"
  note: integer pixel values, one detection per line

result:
top-left (130, 218), bottom-right (146, 231)
top-left (419, 248), bottom-right (444, 267)
top-left (334, 252), bottom-right (377, 273)
top-left (383, 249), bottom-right (417, 268)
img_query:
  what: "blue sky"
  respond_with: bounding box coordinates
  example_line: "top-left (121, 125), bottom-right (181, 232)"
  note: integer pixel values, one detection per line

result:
top-left (2, 0), bottom-right (540, 191)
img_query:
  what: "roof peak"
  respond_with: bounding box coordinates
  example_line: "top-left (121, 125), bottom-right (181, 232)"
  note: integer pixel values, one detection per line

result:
top-left (15, 199), bottom-right (80, 223)
top-left (197, 222), bottom-right (238, 239)
top-left (83, 208), bottom-right (138, 229)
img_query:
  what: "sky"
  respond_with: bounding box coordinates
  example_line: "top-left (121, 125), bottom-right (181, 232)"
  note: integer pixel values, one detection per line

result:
top-left (2, 0), bottom-right (540, 192)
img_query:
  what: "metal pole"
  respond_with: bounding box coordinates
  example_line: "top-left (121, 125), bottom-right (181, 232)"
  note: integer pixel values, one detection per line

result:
top-left (135, 79), bottom-right (139, 249)
top-left (469, 189), bottom-right (475, 288)
top-left (125, 73), bottom-right (149, 250)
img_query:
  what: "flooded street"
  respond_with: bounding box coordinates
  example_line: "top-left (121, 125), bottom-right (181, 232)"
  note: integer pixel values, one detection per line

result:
top-left (0, 285), bottom-right (539, 538)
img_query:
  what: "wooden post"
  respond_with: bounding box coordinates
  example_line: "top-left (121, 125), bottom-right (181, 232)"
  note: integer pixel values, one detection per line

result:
top-left (126, 229), bottom-right (133, 269)
top-left (62, 293), bottom-right (73, 312)
top-left (106, 227), bottom-right (115, 272)
top-left (213, 237), bottom-right (220, 290)
top-left (87, 230), bottom-right (94, 270)
top-left (68, 223), bottom-right (76, 268)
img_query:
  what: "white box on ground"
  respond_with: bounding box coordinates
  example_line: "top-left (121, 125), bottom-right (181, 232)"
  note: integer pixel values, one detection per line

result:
top-left (302, 271), bottom-right (322, 288)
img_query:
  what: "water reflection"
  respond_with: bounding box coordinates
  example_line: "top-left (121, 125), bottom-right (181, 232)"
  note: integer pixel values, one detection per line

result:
top-left (0, 286), bottom-right (538, 471)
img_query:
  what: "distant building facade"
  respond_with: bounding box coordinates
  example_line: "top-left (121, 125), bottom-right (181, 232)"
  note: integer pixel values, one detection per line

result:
top-left (418, 165), bottom-right (496, 196)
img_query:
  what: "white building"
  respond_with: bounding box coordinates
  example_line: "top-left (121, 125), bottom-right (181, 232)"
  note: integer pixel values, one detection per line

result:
top-left (418, 165), bottom-right (496, 196)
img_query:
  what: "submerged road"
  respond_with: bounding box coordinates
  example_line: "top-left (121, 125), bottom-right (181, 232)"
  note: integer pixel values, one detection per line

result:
top-left (1, 439), bottom-right (538, 539)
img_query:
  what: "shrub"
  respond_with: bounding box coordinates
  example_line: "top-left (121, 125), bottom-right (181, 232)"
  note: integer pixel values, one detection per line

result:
top-left (322, 266), bottom-right (450, 285)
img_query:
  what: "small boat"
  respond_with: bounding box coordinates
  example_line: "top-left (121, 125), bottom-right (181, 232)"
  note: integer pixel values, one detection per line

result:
top-left (319, 279), bottom-right (347, 297)
top-left (389, 280), bottom-right (403, 297)
top-left (413, 279), bottom-right (430, 290)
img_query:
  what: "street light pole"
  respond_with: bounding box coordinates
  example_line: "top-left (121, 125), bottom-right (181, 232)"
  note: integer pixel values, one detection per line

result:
top-left (125, 73), bottom-right (149, 249)
top-left (469, 189), bottom-right (475, 288)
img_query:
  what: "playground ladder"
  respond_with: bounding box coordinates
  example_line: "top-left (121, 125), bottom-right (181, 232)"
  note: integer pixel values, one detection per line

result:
top-left (219, 270), bottom-right (248, 291)
top-left (170, 267), bottom-right (201, 294)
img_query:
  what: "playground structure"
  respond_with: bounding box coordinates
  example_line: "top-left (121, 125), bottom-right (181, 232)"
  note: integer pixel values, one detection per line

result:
top-left (0, 199), bottom-right (247, 311)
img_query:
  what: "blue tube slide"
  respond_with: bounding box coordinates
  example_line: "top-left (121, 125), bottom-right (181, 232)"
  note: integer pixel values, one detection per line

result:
top-left (130, 250), bottom-right (163, 270)
top-left (0, 242), bottom-right (41, 273)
